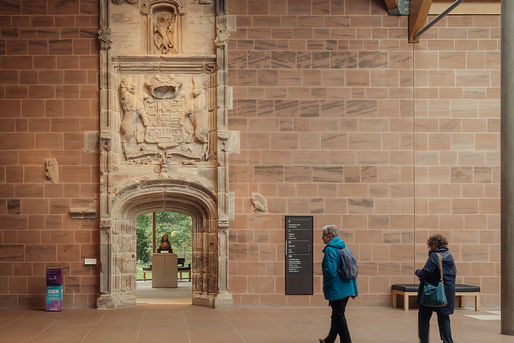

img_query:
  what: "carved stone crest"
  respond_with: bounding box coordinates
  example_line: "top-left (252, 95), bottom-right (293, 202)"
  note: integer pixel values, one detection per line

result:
top-left (118, 74), bottom-right (212, 163)
top-left (141, 1), bottom-right (186, 54)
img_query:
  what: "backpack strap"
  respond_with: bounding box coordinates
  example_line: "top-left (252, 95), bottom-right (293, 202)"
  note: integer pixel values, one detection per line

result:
top-left (435, 252), bottom-right (444, 284)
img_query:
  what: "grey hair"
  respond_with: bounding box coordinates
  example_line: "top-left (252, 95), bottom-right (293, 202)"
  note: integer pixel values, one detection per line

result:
top-left (322, 224), bottom-right (339, 237)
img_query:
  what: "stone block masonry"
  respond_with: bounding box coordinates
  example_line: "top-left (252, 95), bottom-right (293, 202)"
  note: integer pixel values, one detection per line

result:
top-left (227, 0), bottom-right (500, 307)
top-left (0, 0), bottom-right (100, 309)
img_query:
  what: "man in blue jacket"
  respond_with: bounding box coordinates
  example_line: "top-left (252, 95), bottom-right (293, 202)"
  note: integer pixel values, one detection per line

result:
top-left (320, 224), bottom-right (358, 343)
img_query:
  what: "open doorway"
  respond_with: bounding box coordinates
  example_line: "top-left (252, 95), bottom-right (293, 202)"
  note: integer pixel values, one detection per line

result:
top-left (136, 211), bottom-right (192, 305)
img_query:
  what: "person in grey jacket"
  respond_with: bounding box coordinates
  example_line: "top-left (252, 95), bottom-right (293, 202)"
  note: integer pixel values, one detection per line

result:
top-left (415, 234), bottom-right (457, 343)
top-left (319, 224), bottom-right (358, 343)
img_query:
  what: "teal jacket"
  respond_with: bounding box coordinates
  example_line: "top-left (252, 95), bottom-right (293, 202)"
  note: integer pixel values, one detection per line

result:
top-left (322, 237), bottom-right (358, 301)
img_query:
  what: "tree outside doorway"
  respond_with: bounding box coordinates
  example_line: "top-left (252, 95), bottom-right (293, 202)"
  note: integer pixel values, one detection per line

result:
top-left (136, 211), bottom-right (192, 280)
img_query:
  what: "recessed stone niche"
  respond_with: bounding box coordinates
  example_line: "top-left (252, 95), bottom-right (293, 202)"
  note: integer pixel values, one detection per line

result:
top-left (97, 0), bottom-right (235, 309)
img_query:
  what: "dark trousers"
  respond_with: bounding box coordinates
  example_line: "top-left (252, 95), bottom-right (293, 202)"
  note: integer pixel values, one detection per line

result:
top-left (324, 296), bottom-right (352, 343)
top-left (418, 306), bottom-right (454, 343)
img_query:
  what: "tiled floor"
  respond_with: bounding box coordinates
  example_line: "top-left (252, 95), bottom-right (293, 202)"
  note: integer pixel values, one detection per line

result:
top-left (136, 280), bottom-right (192, 305)
top-left (0, 303), bottom-right (511, 342)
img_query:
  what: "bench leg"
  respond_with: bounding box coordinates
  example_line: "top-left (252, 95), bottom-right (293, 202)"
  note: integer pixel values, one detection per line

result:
top-left (143, 271), bottom-right (146, 281)
top-left (392, 293), bottom-right (398, 308)
top-left (404, 293), bottom-right (409, 311)
top-left (475, 294), bottom-right (480, 312)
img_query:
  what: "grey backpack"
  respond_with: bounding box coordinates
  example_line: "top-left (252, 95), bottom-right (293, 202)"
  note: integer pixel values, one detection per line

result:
top-left (337, 247), bottom-right (358, 280)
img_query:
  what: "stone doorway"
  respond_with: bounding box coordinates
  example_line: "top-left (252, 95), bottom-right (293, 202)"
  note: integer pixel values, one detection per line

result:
top-left (97, 179), bottom-right (223, 308)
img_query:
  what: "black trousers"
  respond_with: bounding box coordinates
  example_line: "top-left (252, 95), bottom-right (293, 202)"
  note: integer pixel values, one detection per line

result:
top-left (324, 296), bottom-right (352, 343)
top-left (418, 305), bottom-right (454, 343)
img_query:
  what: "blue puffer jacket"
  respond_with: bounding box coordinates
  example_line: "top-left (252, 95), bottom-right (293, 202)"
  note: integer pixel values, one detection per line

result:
top-left (322, 237), bottom-right (358, 301)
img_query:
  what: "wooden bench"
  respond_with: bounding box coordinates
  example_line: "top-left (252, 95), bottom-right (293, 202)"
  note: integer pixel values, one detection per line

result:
top-left (391, 284), bottom-right (480, 312)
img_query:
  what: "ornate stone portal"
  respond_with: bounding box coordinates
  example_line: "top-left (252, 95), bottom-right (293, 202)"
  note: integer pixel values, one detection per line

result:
top-left (98, 0), bottom-right (236, 309)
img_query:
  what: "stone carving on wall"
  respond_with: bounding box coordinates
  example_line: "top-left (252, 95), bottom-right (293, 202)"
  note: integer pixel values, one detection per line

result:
top-left (45, 158), bottom-right (59, 184)
top-left (251, 193), bottom-right (267, 213)
top-left (119, 79), bottom-right (154, 159)
top-left (118, 74), bottom-right (212, 164)
top-left (98, 27), bottom-right (112, 50)
top-left (154, 11), bottom-right (176, 54)
top-left (215, 15), bottom-right (235, 47)
top-left (186, 76), bottom-right (210, 160)
top-left (142, 1), bottom-right (186, 54)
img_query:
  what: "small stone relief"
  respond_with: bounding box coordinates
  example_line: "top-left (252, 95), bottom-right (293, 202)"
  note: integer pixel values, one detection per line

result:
top-left (215, 15), bottom-right (235, 47)
top-left (98, 27), bottom-right (112, 50)
top-left (45, 158), bottom-right (59, 184)
top-left (251, 193), bottom-right (267, 213)
top-left (100, 219), bottom-right (111, 230)
top-left (100, 133), bottom-right (112, 152)
top-left (153, 11), bottom-right (176, 54)
top-left (118, 74), bottom-right (212, 164)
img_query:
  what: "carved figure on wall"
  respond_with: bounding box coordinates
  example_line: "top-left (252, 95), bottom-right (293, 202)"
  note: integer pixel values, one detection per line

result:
top-left (119, 79), bottom-right (149, 157)
top-left (154, 11), bottom-right (176, 54)
top-left (98, 27), bottom-right (112, 50)
top-left (251, 193), bottom-right (267, 213)
top-left (45, 158), bottom-right (59, 184)
top-left (185, 77), bottom-right (210, 160)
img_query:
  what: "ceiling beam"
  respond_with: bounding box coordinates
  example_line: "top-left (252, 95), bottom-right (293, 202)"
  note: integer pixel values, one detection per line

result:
top-left (409, 0), bottom-right (433, 44)
top-left (384, 0), bottom-right (398, 11)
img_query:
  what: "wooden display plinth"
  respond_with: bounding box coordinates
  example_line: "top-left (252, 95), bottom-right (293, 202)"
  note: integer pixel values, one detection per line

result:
top-left (152, 253), bottom-right (178, 288)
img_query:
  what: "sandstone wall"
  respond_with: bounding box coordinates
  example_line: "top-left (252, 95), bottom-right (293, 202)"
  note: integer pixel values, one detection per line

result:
top-left (226, 0), bottom-right (500, 307)
top-left (0, 0), bottom-right (501, 310)
top-left (0, 0), bottom-right (100, 308)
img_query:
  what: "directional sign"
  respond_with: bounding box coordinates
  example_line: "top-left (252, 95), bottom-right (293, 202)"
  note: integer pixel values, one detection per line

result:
top-left (285, 216), bottom-right (313, 295)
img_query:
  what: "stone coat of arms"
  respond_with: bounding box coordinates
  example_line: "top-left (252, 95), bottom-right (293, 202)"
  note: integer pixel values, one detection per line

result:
top-left (119, 74), bottom-right (212, 163)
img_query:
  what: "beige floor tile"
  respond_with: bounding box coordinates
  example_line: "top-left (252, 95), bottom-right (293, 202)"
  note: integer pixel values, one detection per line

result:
top-left (0, 301), bottom-right (512, 343)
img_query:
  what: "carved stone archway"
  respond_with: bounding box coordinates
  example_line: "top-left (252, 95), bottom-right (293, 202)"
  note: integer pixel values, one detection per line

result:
top-left (97, 179), bottom-right (226, 308)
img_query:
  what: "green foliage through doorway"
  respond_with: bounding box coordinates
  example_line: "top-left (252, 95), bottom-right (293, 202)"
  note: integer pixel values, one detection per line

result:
top-left (136, 212), bottom-right (192, 280)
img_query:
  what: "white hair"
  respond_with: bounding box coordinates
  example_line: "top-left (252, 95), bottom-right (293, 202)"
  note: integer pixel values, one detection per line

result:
top-left (322, 224), bottom-right (339, 237)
